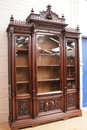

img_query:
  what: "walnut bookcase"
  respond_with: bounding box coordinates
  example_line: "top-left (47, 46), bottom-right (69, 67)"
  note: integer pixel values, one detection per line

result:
top-left (7, 5), bottom-right (82, 130)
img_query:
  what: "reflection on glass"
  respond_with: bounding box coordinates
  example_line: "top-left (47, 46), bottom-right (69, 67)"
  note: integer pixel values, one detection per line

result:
top-left (16, 36), bottom-right (29, 95)
top-left (16, 36), bottom-right (29, 49)
top-left (67, 81), bottom-right (75, 89)
top-left (36, 34), bottom-right (61, 93)
top-left (66, 41), bottom-right (75, 65)
top-left (66, 40), bottom-right (76, 89)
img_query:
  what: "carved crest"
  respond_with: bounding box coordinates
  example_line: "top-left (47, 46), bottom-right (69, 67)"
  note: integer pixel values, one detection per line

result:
top-left (40, 4), bottom-right (59, 21)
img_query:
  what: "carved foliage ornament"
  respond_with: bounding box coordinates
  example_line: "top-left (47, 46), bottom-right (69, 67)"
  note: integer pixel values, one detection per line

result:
top-left (18, 99), bottom-right (29, 116)
top-left (68, 93), bottom-right (75, 107)
top-left (39, 97), bottom-right (60, 112)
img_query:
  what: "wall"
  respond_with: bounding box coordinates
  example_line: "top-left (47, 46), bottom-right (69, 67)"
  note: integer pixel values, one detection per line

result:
top-left (0, 0), bottom-right (84, 123)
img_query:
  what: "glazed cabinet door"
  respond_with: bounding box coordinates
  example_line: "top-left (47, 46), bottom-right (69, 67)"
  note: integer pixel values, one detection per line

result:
top-left (64, 38), bottom-right (79, 111)
top-left (35, 33), bottom-right (63, 116)
top-left (14, 34), bottom-right (32, 120)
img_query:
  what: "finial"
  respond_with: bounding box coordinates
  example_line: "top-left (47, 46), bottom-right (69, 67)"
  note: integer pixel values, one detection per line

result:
top-left (62, 14), bottom-right (64, 19)
top-left (76, 25), bottom-right (80, 31)
top-left (47, 4), bottom-right (52, 11)
top-left (31, 8), bottom-right (34, 13)
top-left (10, 15), bottom-right (14, 23)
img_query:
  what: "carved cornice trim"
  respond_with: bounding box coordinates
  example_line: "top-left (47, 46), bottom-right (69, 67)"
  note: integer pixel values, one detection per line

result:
top-left (35, 23), bottom-right (63, 31)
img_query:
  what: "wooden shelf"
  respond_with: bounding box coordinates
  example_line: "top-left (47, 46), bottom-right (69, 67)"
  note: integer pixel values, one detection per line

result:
top-left (16, 66), bottom-right (28, 68)
top-left (16, 48), bottom-right (28, 51)
top-left (67, 78), bottom-right (75, 80)
top-left (37, 65), bottom-right (60, 67)
top-left (67, 65), bottom-right (75, 67)
top-left (37, 78), bottom-right (60, 82)
top-left (16, 81), bottom-right (29, 84)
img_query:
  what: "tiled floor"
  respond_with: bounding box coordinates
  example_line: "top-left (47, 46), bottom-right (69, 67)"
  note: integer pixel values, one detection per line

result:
top-left (0, 109), bottom-right (87, 130)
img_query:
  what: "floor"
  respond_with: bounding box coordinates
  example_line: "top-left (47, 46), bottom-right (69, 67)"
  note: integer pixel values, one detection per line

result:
top-left (0, 109), bottom-right (87, 130)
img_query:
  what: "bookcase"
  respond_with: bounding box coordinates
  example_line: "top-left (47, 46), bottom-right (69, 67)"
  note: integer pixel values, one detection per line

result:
top-left (7, 5), bottom-right (82, 130)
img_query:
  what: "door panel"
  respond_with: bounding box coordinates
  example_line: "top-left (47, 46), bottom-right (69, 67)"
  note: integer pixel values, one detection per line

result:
top-left (82, 38), bottom-right (87, 107)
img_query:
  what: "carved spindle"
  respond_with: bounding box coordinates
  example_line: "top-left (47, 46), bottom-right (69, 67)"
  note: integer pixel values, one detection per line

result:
top-left (10, 15), bottom-right (14, 23)
top-left (62, 14), bottom-right (64, 19)
top-left (47, 4), bottom-right (52, 11)
top-left (31, 8), bottom-right (34, 13)
top-left (76, 25), bottom-right (80, 31)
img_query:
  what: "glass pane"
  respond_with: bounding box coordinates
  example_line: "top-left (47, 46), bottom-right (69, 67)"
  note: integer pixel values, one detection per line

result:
top-left (16, 36), bottom-right (28, 50)
top-left (15, 36), bottom-right (29, 94)
top-left (17, 83), bottom-right (29, 94)
top-left (36, 34), bottom-right (61, 93)
top-left (16, 68), bottom-right (29, 82)
top-left (66, 40), bottom-right (76, 89)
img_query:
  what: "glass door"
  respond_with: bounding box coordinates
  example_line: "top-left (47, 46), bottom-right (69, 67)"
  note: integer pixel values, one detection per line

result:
top-left (15, 35), bottom-right (30, 95)
top-left (66, 39), bottom-right (76, 90)
top-left (36, 33), bottom-right (61, 94)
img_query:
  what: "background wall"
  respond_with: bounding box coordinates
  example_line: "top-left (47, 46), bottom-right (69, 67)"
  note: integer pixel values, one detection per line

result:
top-left (0, 0), bottom-right (86, 123)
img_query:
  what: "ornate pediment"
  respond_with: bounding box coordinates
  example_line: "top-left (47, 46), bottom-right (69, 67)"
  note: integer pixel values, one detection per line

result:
top-left (40, 5), bottom-right (59, 20)
top-left (26, 4), bottom-right (65, 23)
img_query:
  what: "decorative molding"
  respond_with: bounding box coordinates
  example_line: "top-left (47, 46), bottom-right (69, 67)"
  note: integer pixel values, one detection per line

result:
top-left (39, 97), bottom-right (61, 112)
top-left (65, 33), bottom-right (79, 37)
top-left (14, 27), bottom-right (31, 32)
top-left (18, 99), bottom-right (29, 116)
top-left (37, 92), bottom-right (63, 98)
top-left (35, 23), bottom-right (63, 31)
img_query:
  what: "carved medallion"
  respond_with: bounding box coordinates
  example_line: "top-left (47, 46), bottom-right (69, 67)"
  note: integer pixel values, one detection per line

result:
top-left (39, 98), bottom-right (60, 112)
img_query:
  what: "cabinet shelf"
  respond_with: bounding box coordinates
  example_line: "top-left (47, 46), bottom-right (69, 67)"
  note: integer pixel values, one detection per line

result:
top-left (37, 78), bottom-right (60, 82)
top-left (67, 78), bottom-right (75, 80)
top-left (37, 65), bottom-right (60, 67)
top-left (16, 66), bottom-right (28, 68)
top-left (16, 48), bottom-right (28, 51)
top-left (16, 81), bottom-right (29, 84)
top-left (67, 65), bottom-right (75, 67)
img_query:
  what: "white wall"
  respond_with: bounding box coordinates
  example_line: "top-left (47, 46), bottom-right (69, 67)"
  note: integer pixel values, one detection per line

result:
top-left (0, 0), bottom-right (85, 123)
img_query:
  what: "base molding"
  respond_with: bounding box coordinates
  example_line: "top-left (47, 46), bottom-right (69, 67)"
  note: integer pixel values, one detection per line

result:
top-left (10, 109), bottom-right (82, 130)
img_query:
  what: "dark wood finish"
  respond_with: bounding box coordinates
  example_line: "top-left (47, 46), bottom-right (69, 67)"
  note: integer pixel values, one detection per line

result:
top-left (7, 5), bottom-right (82, 130)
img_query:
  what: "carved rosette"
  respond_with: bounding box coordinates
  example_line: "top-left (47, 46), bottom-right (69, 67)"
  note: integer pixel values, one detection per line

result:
top-left (18, 99), bottom-right (29, 116)
top-left (39, 98), bottom-right (60, 112)
top-left (68, 93), bottom-right (75, 107)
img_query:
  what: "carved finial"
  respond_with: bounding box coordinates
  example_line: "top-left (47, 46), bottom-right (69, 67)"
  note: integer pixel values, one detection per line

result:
top-left (31, 8), bottom-right (34, 13)
top-left (76, 25), bottom-right (80, 31)
top-left (47, 4), bottom-right (52, 11)
top-left (10, 15), bottom-right (14, 23)
top-left (46, 4), bottom-right (52, 20)
top-left (62, 14), bottom-right (64, 19)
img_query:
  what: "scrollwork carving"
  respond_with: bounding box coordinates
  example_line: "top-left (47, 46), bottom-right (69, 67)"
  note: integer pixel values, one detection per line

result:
top-left (68, 93), bottom-right (75, 107)
top-left (39, 98), bottom-right (60, 112)
top-left (14, 27), bottom-right (31, 32)
top-left (18, 99), bottom-right (29, 116)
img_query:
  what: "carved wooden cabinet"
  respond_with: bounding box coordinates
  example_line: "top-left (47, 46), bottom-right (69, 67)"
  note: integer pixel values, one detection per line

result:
top-left (7, 5), bottom-right (82, 130)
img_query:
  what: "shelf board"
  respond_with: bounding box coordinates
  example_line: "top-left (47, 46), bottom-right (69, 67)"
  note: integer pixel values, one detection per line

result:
top-left (16, 48), bottom-right (28, 51)
top-left (37, 54), bottom-right (59, 56)
top-left (16, 81), bottom-right (29, 84)
top-left (37, 65), bottom-right (60, 67)
top-left (67, 65), bottom-right (75, 67)
top-left (37, 78), bottom-right (60, 82)
top-left (16, 66), bottom-right (28, 68)
top-left (67, 78), bottom-right (75, 80)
